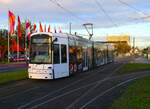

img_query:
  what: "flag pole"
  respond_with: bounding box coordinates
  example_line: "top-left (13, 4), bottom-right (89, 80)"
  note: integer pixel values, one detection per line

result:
top-left (17, 16), bottom-right (21, 62)
top-left (8, 12), bottom-right (10, 63)
top-left (25, 20), bottom-right (27, 57)
top-left (8, 10), bottom-right (16, 63)
top-left (7, 32), bottom-right (10, 63)
top-left (17, 28), bottom-right (19, 62)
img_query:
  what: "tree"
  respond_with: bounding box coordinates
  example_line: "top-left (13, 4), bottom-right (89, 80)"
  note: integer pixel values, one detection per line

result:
top-left (0, 36), bottom-right (8, 61)
top-left (115, 42), bottom-right (131, 54)
top-left (0, 29), bottom-right (8, 38)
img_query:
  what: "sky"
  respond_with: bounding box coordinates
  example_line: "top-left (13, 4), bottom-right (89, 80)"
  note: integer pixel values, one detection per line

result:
top-left (0, 0), bottom-right (150, 47)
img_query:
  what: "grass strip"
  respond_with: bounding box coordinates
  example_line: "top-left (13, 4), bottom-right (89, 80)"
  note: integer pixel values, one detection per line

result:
top-left (111, 76), bottom-right (150, 109)
top-left (118, 63), bottom-right (150, 74)
top-left (0, 70), bottom-right (28, 84)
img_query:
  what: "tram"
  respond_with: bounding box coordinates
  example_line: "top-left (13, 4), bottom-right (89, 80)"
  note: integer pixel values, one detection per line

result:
top-left (28, 32), bottom-right (114, 79)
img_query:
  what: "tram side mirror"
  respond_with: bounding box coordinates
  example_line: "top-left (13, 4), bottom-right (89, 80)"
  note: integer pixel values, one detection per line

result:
top-left (53, 38), bottom-right (58, 43)
top-left (52, 38), bottom-right (58, 50)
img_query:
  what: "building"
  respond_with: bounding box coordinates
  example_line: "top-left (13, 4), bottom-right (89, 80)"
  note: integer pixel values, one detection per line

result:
top-left (106, 35), bottom-right (130, 45)
top-left (106, 35), bottom-right (131, 56)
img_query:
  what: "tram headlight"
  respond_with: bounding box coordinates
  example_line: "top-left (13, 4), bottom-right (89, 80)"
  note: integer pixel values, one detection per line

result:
top-left (48, 67), bottom-right (52, 69)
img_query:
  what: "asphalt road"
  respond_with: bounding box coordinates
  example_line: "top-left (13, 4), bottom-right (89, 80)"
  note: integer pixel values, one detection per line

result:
top-left (0, 63), bottom-right (27, 73)
top-left (0, 56), bottom-right (136, 73)
top-left (0, 61), bottom-right (149, 109)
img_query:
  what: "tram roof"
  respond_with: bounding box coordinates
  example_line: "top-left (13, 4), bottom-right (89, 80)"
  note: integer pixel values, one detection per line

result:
top-left (31, 32), bottom-right (91, 42)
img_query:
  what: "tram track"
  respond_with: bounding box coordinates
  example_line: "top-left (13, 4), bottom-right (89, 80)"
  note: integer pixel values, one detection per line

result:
top-left (79, 73), bottom-right (150, 109)
top-left (0, 63), bottom-right (115, 98)
top-left (17, 63), bottom-right (122, 109)
top-left (1, 62), bottom-right (145, 109)
top-left (27, 70), bottom-right (150, 109)
top-left (0, 87), bottom-right (39, 101)
top-left (65, 64), bottom-right (124, 109)
top-left (0, 63), bottom-right (117, 108)
top-left (0, 63), bottom-right (111, 92)
top-left (18, 66), bottom-right (150, 109)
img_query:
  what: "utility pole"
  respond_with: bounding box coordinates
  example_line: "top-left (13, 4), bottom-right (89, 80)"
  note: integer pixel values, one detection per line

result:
top-left (133, 37), bottom-right (135, 55)
top-left (69, 22), bottom-right (72, 35)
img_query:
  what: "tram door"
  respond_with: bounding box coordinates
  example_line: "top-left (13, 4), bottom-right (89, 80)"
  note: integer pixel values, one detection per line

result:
top-left (83, 48), bottom-right (88, 71)
top-left (53, 44), bottom-right (69, 79)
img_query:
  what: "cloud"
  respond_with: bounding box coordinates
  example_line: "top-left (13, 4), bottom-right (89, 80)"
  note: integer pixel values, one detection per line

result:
top-left (0, 0), bottom-right (150, 31)
top-left (0, 0), bottom-right (12, 4)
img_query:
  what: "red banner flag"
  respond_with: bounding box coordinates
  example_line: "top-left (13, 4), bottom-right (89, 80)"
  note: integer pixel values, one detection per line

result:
top-left (26, 20), bottom-right (31, 39)
top-left (10, 39), bottom-right (24, 52)
top-left (33, 23), bottom-right (36, 32)
top-left (8, 10), bottom-right (16, 34)
top-left (39, 22), bottom-right (43, 32)
top-left (48, 25), bottom-right (51, 32)
top-left (17, 16), bottom-right (21, 39)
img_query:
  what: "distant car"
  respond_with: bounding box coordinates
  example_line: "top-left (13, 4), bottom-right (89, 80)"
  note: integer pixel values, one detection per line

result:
top-left (10, 54), bottom-right (27, 62)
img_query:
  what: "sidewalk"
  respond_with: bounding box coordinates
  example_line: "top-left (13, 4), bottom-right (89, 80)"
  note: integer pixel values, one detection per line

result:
top-left (130, 56), bottom-right (150, 64)
top-left (0, 62), bottom-right (27, 67)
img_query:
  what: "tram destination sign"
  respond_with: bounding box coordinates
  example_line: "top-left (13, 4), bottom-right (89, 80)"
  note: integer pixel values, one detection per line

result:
top-left (32, 38), bottom-right (50, 44)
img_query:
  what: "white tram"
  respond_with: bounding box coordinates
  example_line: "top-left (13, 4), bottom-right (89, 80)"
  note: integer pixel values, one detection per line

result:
top-left (28, 32), bottom-right (114, 79)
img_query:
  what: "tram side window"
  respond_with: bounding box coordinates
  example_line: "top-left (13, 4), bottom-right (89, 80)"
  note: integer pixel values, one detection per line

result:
top-left (54, 44), bottom-right (60, 64)
top-left (61, 44), bottom-right (67, 63)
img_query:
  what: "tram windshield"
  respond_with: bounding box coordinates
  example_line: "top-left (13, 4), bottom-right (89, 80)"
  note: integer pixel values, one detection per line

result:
top-left (30, 34), bottom-right (52, 64)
